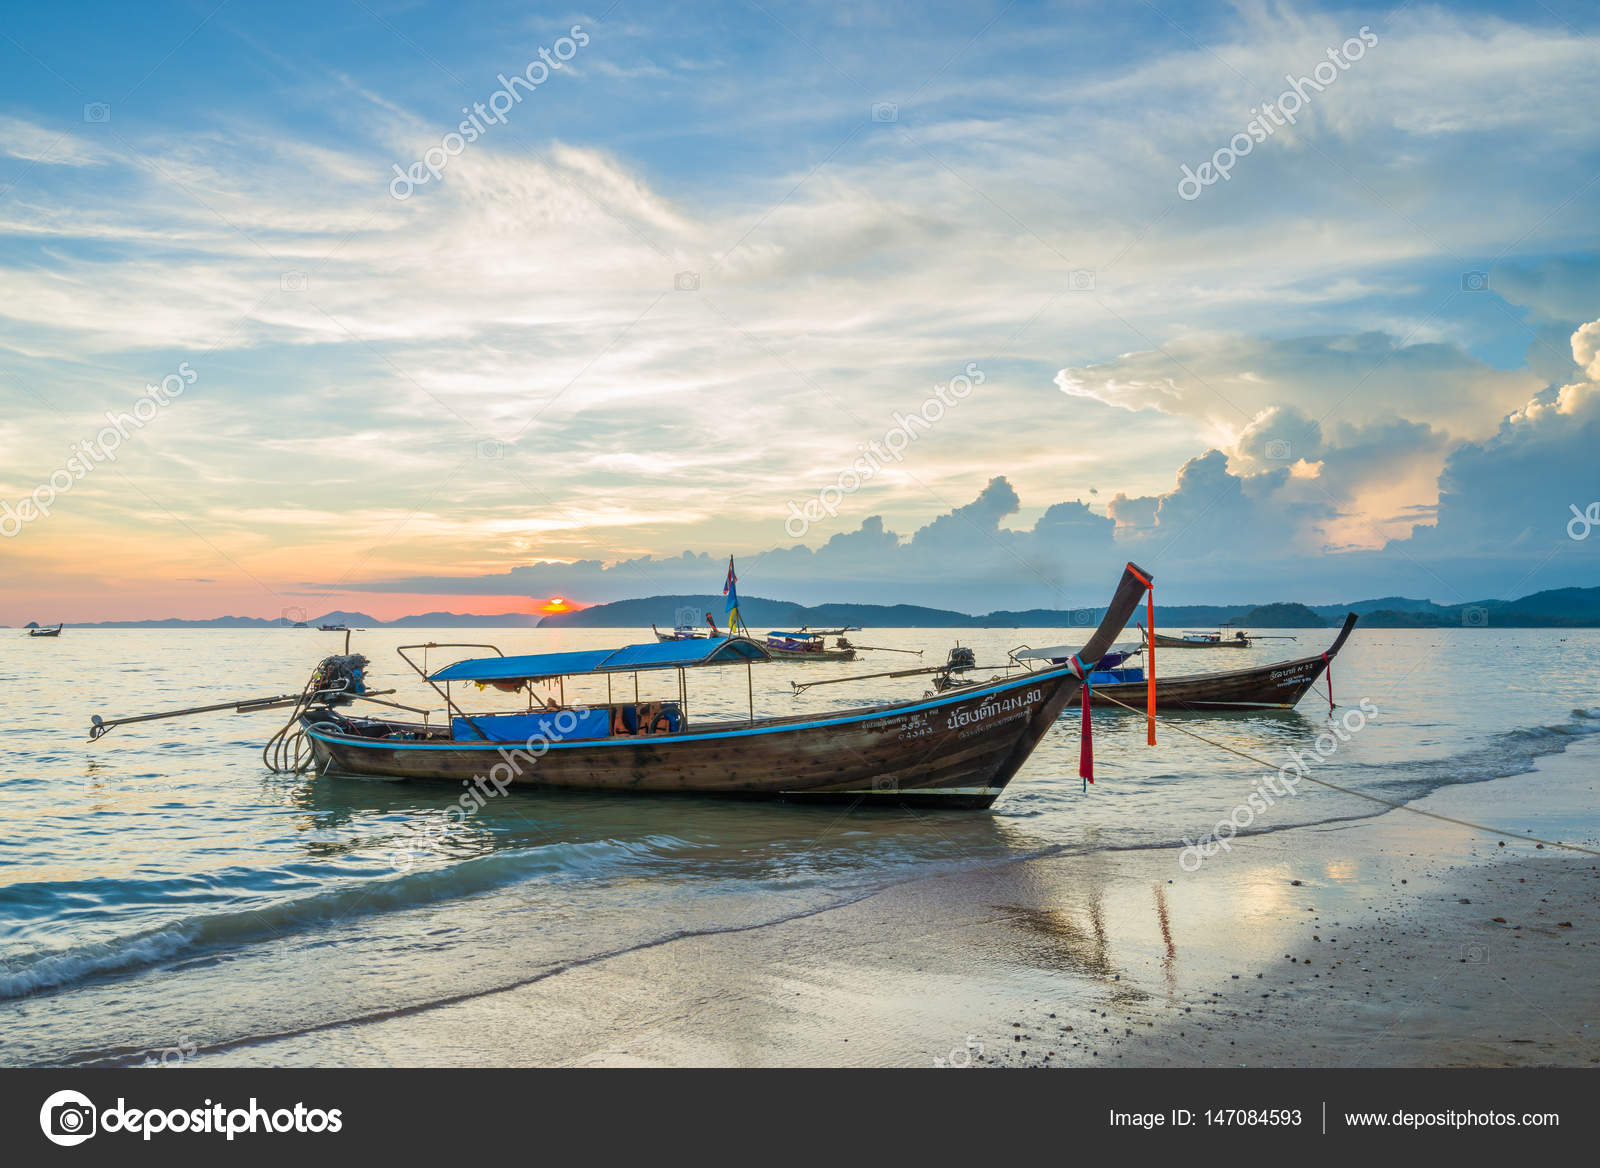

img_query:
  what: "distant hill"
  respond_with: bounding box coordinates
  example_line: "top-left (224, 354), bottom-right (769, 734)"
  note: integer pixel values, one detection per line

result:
top-left (538, 586), bottom-right (1600, 629)
top-left (64, 614), bottom-right (334, 629)
top-left (1315, 596), bottom-right (1440, 618)
top-left (63, 610), bottom-right (538, 629)
top-left (37, 584), bottom-right (1600, 629)
top-left (1478, 587), bottom-right (1600, 620)
top-left (535, 595), bottom-right (997, 630)
top-left (380, 611), bottom-right (543, 628)
top-left (1239, 602), bottom-right (1328, 627)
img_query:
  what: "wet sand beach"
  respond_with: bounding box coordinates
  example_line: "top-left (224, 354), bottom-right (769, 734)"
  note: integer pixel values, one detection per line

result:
top-left (207, 733), bottom-right (1600, 1069)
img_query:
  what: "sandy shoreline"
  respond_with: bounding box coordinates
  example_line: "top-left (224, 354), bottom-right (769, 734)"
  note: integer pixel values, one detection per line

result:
top-left (211, 736), bottom-right (1600, 1068)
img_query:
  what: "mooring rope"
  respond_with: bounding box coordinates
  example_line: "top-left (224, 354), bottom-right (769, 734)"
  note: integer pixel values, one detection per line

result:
top-left (1090, 688), bottom-right (1600, 858)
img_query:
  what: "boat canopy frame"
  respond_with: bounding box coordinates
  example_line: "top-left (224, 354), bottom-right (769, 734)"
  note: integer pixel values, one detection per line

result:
top-left (399, 637), bottom-right (775, 736)
top-left (426, 636), bottom-right (771, 684)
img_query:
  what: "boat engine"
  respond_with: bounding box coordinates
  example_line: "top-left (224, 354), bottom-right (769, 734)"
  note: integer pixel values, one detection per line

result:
top-left (307, 653), bottom-right (369, 706)
top-left (927, 645), bottom-right (980, 694)
top-left (262, 653), bottom-right (372, 773)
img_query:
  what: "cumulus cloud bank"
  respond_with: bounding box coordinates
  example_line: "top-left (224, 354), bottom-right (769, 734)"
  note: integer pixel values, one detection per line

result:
top-left (342, 314), bottom-right (1600, 609)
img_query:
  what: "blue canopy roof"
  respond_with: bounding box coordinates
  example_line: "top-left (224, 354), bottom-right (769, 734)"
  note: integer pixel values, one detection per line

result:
top-left (766, 630), bottom-right (822, 640)
top-left (429, 636), bottom-right (771, 683)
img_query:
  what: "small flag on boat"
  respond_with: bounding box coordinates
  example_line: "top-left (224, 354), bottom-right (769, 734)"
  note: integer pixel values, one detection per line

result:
top-left (723, 556), bottom-right (742, 636)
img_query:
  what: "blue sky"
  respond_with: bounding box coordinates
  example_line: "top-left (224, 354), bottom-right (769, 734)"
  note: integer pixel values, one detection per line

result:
top-left (1, 0), bottom-right (1598, 619)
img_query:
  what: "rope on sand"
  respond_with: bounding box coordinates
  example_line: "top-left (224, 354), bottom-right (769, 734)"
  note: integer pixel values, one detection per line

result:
top-left (1090, 689), bottom-right (1600, 859)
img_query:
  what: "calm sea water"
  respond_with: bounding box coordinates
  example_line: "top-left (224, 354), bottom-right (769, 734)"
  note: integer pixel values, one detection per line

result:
top-left (2, 625), bottom-right (1597, 1066)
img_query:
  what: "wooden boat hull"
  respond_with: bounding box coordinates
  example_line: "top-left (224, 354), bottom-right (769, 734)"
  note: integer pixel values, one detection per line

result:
top-left (1076, 656), bottom-right (1324, 710)
top-left (1092, 614), bottom-right (1358, 711)
top-left (303, 665), bottom-right (1078, 808)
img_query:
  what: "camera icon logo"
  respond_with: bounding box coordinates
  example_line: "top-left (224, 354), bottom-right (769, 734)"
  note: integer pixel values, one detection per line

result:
top-left (282, 606), bottom-right (308, 625)
top-left (1070, 608), bottom-right (1096, 626)
top-left (83, 102), bottom-right (111, 123)
top-left (1462, 943), bottom-right (1489, 964)
top-left (40, 1089), bottom-right (97, 1146)
top-left (280, 270), bottom-right (309, 292)
top-left (871, 774), bottom-right (899, 792)
top-left (1462, 606), bottom-right (1489, 627)
top-left (1069, 268), bottom-right (1096, 291)
top-left (870, 102), bottom-right (898, 123)
top-left (1264, 438), bottom-right (1292, 460)
top-left (1461, 270), bottom-right (1489, 292)
top-left (673, 605), bottom-right (702, 630)
top-left (674, 270), bottom-right (700, 291)
top-left (475, 439), bottom-right (506, 459)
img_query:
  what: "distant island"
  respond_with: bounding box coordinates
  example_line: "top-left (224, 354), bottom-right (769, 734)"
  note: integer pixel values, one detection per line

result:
top-left (49, 610), bottom-right (544, 629)
top-left (539, 587), bottom-right (1600, 630)
top-left (28, 585), bottom-right (1600, 629)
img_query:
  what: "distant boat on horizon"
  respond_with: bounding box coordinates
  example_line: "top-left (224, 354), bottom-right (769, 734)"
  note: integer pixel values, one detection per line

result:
top-left (653, 616), bottom-right (720, 641)
top-left (762, 628), bottom-right (861, 662)
top-left (27, 623), bottom-right (63, 637)
top-left (1139, 625), bottom-right (1301, 649)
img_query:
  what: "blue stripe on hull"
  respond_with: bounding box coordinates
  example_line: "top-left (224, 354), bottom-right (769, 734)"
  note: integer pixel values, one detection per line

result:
top-left (304, 664), bottom-right (1075, 752)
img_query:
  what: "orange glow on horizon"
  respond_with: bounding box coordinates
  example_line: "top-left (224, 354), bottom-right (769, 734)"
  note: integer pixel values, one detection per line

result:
top-left (539, 596), bottom-right (581, 614)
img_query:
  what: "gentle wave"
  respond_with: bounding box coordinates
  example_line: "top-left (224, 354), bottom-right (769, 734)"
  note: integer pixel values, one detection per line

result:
top-left (0, 835), bottom-right (693, 1001)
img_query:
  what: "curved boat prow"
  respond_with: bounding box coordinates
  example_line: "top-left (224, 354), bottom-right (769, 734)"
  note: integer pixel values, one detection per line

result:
top-left (1072, 562), bottom-right (1155, 673)
top-left (986, 562), bottom-right (1155, 787)
top-left (1324, 611), bottom-right (1359, 658)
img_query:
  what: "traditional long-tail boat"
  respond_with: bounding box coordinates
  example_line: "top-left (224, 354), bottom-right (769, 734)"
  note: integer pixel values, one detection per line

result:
top-left (27, 623), bottom-right (63, 637)
top-left (762, 629), bottom-right (858, 662)
top-left (1144, 627), bottom-right (1253, 648)
top-left (258, 563), bottom-right (1156, 808)
top-left (1018, 614), bottom-right (1357, 711)
top-left (1141, 626), bottom-right (1301, 649)
top-left (652, 615), bottom-right (720, 641)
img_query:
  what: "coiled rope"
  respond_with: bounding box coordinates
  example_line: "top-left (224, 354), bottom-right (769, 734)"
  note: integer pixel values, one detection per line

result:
top-left (262, 655), bottom-right (368, 773)
top-left (262, 674), bottom-right (328, 774)
top-left (1089, 688), bottom-right (1600, 858)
